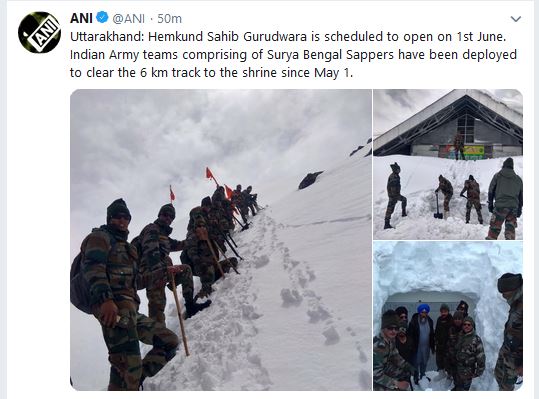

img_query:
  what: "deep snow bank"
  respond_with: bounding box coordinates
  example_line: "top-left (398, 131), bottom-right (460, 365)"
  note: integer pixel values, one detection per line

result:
top-left (373, 155), bottom-right (523, 240)
top-left (373, 241), bottom-right (523, 391)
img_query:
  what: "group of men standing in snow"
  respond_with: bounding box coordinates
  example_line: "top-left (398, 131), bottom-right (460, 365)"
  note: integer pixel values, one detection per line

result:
top-left (73, 184), bottom-right (260, 390)
top-left (373, 273), bottom-right (523, 391)
top-left (383, 157), bottom-right (523, 240)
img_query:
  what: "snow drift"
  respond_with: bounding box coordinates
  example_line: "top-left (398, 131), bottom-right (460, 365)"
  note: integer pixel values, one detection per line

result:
top-left (373, 155), bottom-right (523, 240)
top-left (374, 240), bottom-right (523, 391)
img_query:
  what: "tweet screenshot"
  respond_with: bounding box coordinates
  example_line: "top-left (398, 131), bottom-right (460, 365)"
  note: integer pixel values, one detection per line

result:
top-left (4, 0), bottom-right (534, 397)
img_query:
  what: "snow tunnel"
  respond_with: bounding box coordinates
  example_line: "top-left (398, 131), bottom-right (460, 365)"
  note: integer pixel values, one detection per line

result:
top-left (382, 290), bottom-right (478, 374)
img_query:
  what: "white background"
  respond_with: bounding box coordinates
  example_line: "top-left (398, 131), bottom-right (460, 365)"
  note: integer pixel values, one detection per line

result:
top-left (5, 1), bottom-right (535, 398)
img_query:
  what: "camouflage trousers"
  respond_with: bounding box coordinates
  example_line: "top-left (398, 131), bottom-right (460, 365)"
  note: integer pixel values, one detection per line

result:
top-left (465, 199), bottom-right (483, 223)
top-left (455, 148), bottom-right (465, 161)
top-left (98, 300), bottom-right (179, 390)
top-left (146, 266), bottom-right (194, 324)
top-left (239, 206), bottom-right (249, 223)
top-left (453, 373), bottom-right (472, 391)
top-left (486, 208), bottom-right (517, 240)
top-left (442, 192), bottom-right (453, 212)
top-left (495, 346), bottom-right (519, 391)
top-left (385, 195), bottom-right (407, 219)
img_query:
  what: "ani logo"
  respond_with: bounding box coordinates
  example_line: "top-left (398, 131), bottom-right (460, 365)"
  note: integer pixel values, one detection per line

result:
top-left (18, 12), bottom-right (61, 53)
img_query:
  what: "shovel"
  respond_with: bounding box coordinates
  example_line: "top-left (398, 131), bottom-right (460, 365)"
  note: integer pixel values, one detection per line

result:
top-left (434, 191), bottom-right (443, 219)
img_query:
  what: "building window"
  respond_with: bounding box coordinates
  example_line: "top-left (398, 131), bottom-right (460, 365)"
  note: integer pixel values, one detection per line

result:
top-left (457, 114), bottom-right (475, 143)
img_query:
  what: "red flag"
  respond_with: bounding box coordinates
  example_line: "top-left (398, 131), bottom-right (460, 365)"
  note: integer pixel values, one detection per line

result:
top-left (225, 184), bottom-right (234, 199)
top-left (206, 167), bottom-right (214, 179)
top-left (169, 185), bottom-right (175, 202)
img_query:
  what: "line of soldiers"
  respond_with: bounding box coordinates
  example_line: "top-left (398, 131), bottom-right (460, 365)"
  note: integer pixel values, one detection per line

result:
top-left (76, 184), bottom-right (260, 390)
top-left (373, 273), bottom-right (523, 391)
top-left (383, 157), bottom-right (523, 239)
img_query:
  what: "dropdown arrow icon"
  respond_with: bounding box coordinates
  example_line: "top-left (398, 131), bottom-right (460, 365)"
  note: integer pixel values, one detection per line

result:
top-left (511, 16), bottom-right (521, 22)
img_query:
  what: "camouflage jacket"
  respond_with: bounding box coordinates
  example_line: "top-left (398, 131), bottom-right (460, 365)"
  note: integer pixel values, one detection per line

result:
top-left (387, 172), bottom-right (401, 198)
top-left (231, 189), bottom-right (243, 207)
top-left (184, 228), bottom-right (214, 265)
top-left (502, 286), bottom-right (523, 367)
top-left (455, 330), bottom-right (485, 377)
top-left (437, 177), bottom-right (453, 195)
top-left (373, 332), bottom-right (412, 390)
top-left (138, 219), bottom-right (184, 273)
top-left (460, 179), bottom-right (481, 201)
top-left (488, 168), bottom-right (523, 210)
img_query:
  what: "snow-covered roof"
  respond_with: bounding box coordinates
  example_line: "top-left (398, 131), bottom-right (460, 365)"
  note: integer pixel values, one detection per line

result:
top-left (374, 89), bottom-right (523, 156)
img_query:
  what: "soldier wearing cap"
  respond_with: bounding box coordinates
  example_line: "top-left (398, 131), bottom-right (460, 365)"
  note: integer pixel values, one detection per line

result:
top-left (137, 204), bottom-right (210, 322)
top-left (373, 310), bottom-right (413, 391)
top-left (495, 273), bottom-right (523, 390)
top-left (453, 316), bottom-right (485, 391)
top-left (81, 198), bottom-right (181, 390)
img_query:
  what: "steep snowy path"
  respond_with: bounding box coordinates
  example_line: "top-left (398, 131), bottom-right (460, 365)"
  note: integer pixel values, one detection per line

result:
top-left (145, 153), bottom-right (373, 390)
top-left (373, 155), bottom-right (524, 240)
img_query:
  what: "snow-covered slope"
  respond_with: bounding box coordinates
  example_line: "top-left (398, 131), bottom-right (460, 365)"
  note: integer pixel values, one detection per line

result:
top-left (374, 241), bottom-right (522, 391)
top-left (72, 149), bottom-right (373, 390)
top-left (373, 155), bottom-right (523, 240)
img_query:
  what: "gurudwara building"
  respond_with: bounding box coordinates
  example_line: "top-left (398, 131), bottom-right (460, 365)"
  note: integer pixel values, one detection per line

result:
top-left (373, 89), bottom-right (522, 160)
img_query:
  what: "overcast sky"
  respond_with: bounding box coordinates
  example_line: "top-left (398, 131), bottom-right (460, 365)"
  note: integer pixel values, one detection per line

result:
top-left (70, 90), bottom-right (372, 252)
top-left (373, 89), bottom-right (523, 137)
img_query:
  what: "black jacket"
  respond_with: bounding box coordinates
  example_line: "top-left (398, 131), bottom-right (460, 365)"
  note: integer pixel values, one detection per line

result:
top-left (408, 313), bottom-right (435, 353)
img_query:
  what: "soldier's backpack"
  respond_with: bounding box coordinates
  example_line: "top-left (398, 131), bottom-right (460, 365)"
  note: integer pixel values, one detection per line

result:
top-left (70, 228), bottom-right (116, 314)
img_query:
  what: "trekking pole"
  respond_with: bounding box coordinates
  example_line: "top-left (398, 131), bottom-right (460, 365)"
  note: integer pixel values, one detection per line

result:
top-left (205, 238), bottom-right (226, 278)
top-left (221, 231), bottom-right (244, 260)
top-left (233, 215), bottom-right (249, 230)
top-left (169, 272), bottom-right (190, 356)
top-left (226, 231), bottom-right (238, 248)
top-left (213, 239), bottom-right (240, 274)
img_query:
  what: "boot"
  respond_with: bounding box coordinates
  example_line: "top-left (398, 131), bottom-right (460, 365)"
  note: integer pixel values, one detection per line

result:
top-left (384, 218), bottom-right (393, 229)
top-left (185, 298), bottom-right (212, 319)
top-left (465, 219), bottom-right (469, 224)
top-left (402, 208), bottom-right (407, 217)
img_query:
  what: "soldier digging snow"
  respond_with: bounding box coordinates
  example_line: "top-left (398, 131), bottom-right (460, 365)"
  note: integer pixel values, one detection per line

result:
top-left (495, 273), bottom-right (523, 391)
top-left (81, 199), bottom-right (181, 390)
top-left (460, 175), bottom-right (483, 224)
top-left (486, 157), bottom-right (523, 240)
top-left (435, 175), bottom-right (453, 219)
top-left (373, 310), bottom-right (413, 391)
top-left (384, 162), bottom-right (407, 229)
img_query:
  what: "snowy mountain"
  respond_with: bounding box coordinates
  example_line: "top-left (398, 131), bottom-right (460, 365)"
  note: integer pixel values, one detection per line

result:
top-left (374, 240), bottom-right (523, 391)
top-left (71, 146), bottom-right (373, 390)
top-left (373, 155), bottom-right (524, 240)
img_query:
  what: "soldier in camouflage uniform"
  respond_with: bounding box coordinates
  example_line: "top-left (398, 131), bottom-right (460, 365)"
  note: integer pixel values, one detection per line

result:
top-left (460, 175), bottom-right (483, 224)
top-left (373, 310), bottom-right (413, 391)
top-left (183, 197), bottom-right (238, 298)
top-left (495, 273), bottom-right (523, 391)
top-left (231, 184), bottom-right (247, 224)
top-left (486, 158), bottom-right (523, 240)
top-left (245, 185), bottom-right (259, 216)
top-left (453, 316), bottom-right (485, 391)
top-left (81, 199), bottom-right (181, 390)
top-left (445, 310), bottom-right (465, 381)
top-left (453, 132), bottom-right (465, 161)
top-left (384, 162), bottom-right (407, 229)
top-left (435, 175), bottom-right (453, 218)
top-left (137, 204), bottom-right (210, 322)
